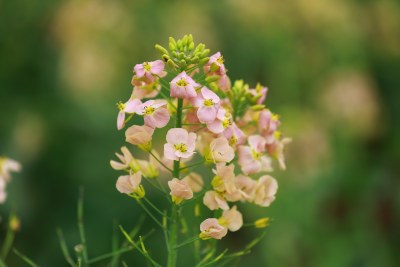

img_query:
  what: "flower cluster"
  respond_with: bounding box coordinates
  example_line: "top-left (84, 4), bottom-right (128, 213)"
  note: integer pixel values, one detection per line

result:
top-left (0, 157), bottom-right (21, 203)
top-left (111, 35), bottom-right (291, 264)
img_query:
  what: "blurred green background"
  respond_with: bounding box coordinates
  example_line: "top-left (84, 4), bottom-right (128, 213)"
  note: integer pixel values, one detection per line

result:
top-left (1, 0), bottom-right (399, 266)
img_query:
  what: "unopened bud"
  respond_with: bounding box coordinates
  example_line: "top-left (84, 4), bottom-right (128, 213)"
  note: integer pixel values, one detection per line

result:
top-left (10, 216), bottom-right (20, 232)
top-left (169, 37), bottom-right (177, 50)
top-left (254, 217), bottom-right (269, 228)
top-left (167, 59), bottom-right (176, 69)
top-left (199, 57), bottom-right (210, 65)
top-left (205, 75), bottom-right (220, 83)
top-left (201, 49), bottom-right (210, 58)
top-left (155, 44), bottom-right (169, 55)
top-left (251, 104), bottom-right (266, 111)
top-left (162, 54), bottom-right (170, 62)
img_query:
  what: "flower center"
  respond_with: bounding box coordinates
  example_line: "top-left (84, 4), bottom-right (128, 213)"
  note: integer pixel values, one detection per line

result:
top-left (222, 117), bottom-right (232, 128)
top-left (143, 62), bottom-right (151, 71)
top-left (203, 99), bottom-right (214, 107)
top-left (177, 78), bottom-right (189, 86)
top-left (117, 101), bottom-right (126, 111)
top-left (143, 106), bottom-right (155, 115)
top-left (217, 56), bottom-right (224, 65)
top-left (228, 136), bottom-right (237, 146)
top-left (174, 143), bottom-right (187, 153)
top-left (251, 149), bottom-right (262, 160)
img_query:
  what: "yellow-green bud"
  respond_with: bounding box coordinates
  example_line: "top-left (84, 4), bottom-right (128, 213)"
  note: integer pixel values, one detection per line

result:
top-left (201, 49), bottom-right (210, 57)
top-left (162, 54), bottom-right (170, 62)
top-left (188, 42), bottom-right (194, 51)
top-left (182, 35), bottom-right (188, 46)
top-left (167, 59), bottom-right (176, 69)
top-left (169, 37), bottom-right (176, 50)
top-left (177, 39), bottom-right (183, 50)
top-left (254, 217), bottom-right (270, 228)
top-left (10, 216), bottom-right (20, 232)
top-left (251, 104), bottom-right (265, 111)
top-left (199, 57), bottom-right (210, 64)
top-left (133, 185), bottom-right (145, 199)
top-left (191, 56), bottom-right (199, 63)
top-left (205, 75), bottom-right (220, 83)
top-left (155, 44), bottom-right (169, 55)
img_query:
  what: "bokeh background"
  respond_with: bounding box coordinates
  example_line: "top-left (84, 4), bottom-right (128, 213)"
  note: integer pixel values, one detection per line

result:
top-left (1, 0), bottom-right (399, 266)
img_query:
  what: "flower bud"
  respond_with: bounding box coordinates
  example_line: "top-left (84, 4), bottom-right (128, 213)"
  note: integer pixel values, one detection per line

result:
top-left (254, 217), bottom-right (270, 228)
top-left (199, 57), bottom-right (210, 65)
top-left (10, 215), bottom-right (20, 232)
top-left (169, 37), bottom-right (177, 51)
top-left (155, 44), bottom-right (169, 55)
top-left (251, 104), bottom-right (265, 111)
top-left (205, 75), bottom-right (220, 83)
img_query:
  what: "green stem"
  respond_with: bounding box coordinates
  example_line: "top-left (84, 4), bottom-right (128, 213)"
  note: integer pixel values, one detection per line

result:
top-left (180, 160), bottom-right (205, 171)
top-left (148, 150), bottom-right (173, 173)
top-left (167, 98), bottom-right (183, 267)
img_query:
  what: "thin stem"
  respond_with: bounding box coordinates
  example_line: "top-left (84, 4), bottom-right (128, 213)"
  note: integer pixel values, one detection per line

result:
top-left (77, 188), bottom-right (89, 266)
top-left (179, 160), bottom-right (205, 171)
top-left (167, 98), bottom-right (183, 267)
top-left (13, 249), bottom-right (39, 267)
top-left (174, 236), bottom-right (200, 249)
top-left (0, 218), bottom-right (14, 260)
top-left (143, 196), bottom-right (171, 220)
top-left (136, 200), bottom-right (164, 229)
top-left (56, 228), bottom-right (75, 267)
top-left (148, 150), bottom-right (173, 173)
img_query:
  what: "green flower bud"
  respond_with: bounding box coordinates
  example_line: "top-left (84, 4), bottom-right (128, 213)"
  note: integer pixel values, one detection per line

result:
top-left (188, 42), bottom-right (194, 51)
top-left (205, 75), bottom-right (220, 83)
top-left (162, 54), bottom-right (170, 62)
top-left (167, 59), bottom-right (176, 69)
top-left (177, 39), bottom-right (183, 50)
top-left (251, 104), bottom-right (266, 111)
top-left (199, 57), bottom-right (210, 64)
top-left (169, 37), bottom-right (177, 50)
top-left (182, 35), bottom-right (188, 46)
top-left (201, 49), bottom-right (210, 57)
top-left (155, 44), bottom-right (169, 55)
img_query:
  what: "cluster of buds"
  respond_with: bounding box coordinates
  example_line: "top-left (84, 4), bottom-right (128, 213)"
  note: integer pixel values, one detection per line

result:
top-left (0, 157), bottom-right (21, 203)
top-left (111, 35), bottom-right (291, 243)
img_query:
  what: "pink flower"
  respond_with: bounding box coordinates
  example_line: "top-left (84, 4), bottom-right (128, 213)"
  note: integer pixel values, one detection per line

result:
top-left (116, 98), bottom-right (142, 130)
top-left (258, 109), bottom-right (280, 143)
top-left (110, 146), bottom-right (137, 171)
top-left (238, 135), bottom-right (272, 175)
top-left (253, 175), bottom-right (278, 207)
top-left (199, 218), bottom-right (228, 240)
top-left (164, 128), bottom-right (197, 160)
top-left (218, 74), bottom-right (231, 92)
top-left (192, 87), bottom-right (220, 123)
top-left (219, 206), bottom-right (243, 232)
top-left (203, 191), bottom-right (229, 210)
top-left (116, 171), bottom-right (142, 194)
top-left (168, 178), bottom-right (193, 204)
top-left (204, 52), bottom-right (226, 75)
top-left (266, 136), bottom-right (292, 170)
top-left (212, 164), bottom-right (236, 194)
top-left (206, 108), bottom-right (233, 134)
top-left (206, 137), bottom-right (235, 163)
top-left (134, 60), bottom-right (166, 82)
top-left (182, 172), bottom-right (203, 193)
top-left (0, 157), bottom-right (21, 182)
top-left (224, 174), bottom-right (257, 202)
top-left (125, 125), bottom-right (154, 145)
top-left (131, 77), bottom-right (160, 100)
top-left (222, 123), bottom-right (246, 147)
top-left (137, 100), bottom-right (170, 128)
top-left (249, 84), bottom-right (268, 104)
top-left (170, 71), bottom-right (199, 99)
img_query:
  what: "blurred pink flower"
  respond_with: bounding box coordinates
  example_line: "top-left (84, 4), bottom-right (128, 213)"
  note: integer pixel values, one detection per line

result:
top-left (170, 71), bottom-right (199, 99)
top-left (225, 174), bottom-right (257, 202)
top-left (116, 171), bottom-right (142, 194)
top-left (199, 218), bottom-right (228, 240)
top-left (164, 128), bottom-right (197, 160)
top-left (220, 205), bottom-right (243, 232)
top-left (134, 60), bottom-right (166, 82)
top-left (203, 190), bottom-right (229, 210)
top-left (117, 98), bottom-right (142, 130)
top-left (110, 146), bottom-right (135, 171)
top-left (137, 100), bottom-right (170, 128)
top-left (192, 87), bottom-right (220, 123)
top-left (168, 178), bottom-right (193, 204)
top-left (258, 109), bottom-right (280, 143)
top-left (222, 123), bottom-right (246, 147)
top-left (238, 135), bottom-right (272, 175)
top-left (125, 125), bottom-right (154, 145)
top-left (253, 175), bottom-right (278, 207)
top-left (249, 84), bottom-right (268, 105)
top-left (182, 172), bottom-right (203, 193)
top-left (206, 108), bottom-right (233, 134)
top-left (204, 52), bottom-right (226, 75)
top-left (212, 164), bottom-right (236, 194)
top-left (0, 157), bottom-right (21, 182)
top-left (208, 137), bottom-right (235, 163)
top-left (266, 136), bottom-right (292, 170)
